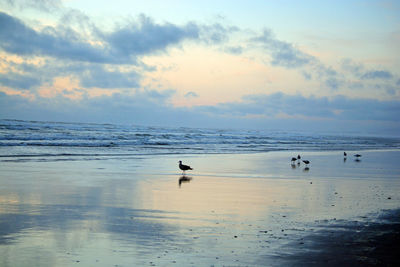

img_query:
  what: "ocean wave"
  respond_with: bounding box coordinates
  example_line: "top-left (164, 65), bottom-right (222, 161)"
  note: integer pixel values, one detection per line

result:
top-left (1, 119), bottom-right (399, 160)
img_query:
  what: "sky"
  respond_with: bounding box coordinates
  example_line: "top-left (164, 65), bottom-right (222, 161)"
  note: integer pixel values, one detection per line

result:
top-left (0, 0), bottom-right (400, 135)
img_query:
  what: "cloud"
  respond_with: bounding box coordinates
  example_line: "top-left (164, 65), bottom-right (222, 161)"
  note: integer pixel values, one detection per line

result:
top-left (0, 71), bottom-right (41, 90)
top-left (324, 77), bottom-right (342, 91)
top-left (250, 29), bottom-right (315, 68)
top-left (329, 58), bottom-right (400, 96)
top-left (301, 71), bottom-right (312, 80)
top-left (246, 32), bottom-right (396, 97)
top-left (142, 89), bottom-right (176, 102)
top-left (1, 91), bottom-right (399, 134)
top-left (361, 70), bottom-right (393, 80)
top-left (0, 0), bottom-right (62, 12)
top-left (105, 15), bottom-right (200, 57)
top-left (58, 8), bottom-right (99, 37)
top-left (0, 58), bottom-right (149, 92)
top-left (0, 11), bottom-right (247, 97)
top-left (199, 23), bottom-right (239, 44)
top-left (0, 12), bottom-right (115, 63)
top-left (195, 92), bottom-right (400, 122)
top-left (340, 58), bottom-right (364, 76)
top-left (184, 91), bottom-right (199, 98)
top-left (0, 90), bottom-right (184, 125)
top-left (0, 12), bottom-right (201, 64)
top-left (224, 46), bottom-right (244, 55)
top-left (341, 58), bottom-right (395, 80)
top-left (80, 65), bottom-right (141, 89)
top-left (247, 28), bottom-right (349, 94)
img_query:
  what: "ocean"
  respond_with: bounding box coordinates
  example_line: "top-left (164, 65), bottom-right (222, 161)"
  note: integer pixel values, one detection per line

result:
top-left (1, 119), bottom-right (399, 162)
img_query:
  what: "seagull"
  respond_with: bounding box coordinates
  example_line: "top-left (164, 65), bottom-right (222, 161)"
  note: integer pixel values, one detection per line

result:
top-left (291, 157), bottom-right (297, 164)
top-left (179, 160), bottom-right (193, 174)
top-left (297, 154), bottom-right (301, 164)
top-left (302, 160), bottom-right (310, 166)
top-left (344, 152), bottom-right (347, 157)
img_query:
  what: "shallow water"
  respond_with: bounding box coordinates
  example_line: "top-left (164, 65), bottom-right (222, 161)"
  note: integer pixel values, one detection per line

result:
top-left (0, 150), bottom-right (399, 266)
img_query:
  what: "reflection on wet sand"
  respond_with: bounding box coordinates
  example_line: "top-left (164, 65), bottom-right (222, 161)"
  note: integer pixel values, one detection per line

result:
top-left (141, 176), bottom-right (302, 222)
top-left (0, 181), bottom-right (186, 266)
top-left (0, 204), bottom-right (178, 245)
top-left (178, 175), bottom-right (192, 187)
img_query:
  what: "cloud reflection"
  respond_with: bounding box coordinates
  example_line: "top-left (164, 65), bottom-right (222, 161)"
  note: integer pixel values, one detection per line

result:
top-left (0, 203), bottom-right (179, 246)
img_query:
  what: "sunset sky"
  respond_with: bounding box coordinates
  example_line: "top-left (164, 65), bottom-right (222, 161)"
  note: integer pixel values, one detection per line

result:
top-left (1, 0), bottom-right (399, 134)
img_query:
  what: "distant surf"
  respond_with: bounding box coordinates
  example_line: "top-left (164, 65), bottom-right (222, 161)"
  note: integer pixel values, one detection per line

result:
top-left (1, 119), bottom-right (399, 161)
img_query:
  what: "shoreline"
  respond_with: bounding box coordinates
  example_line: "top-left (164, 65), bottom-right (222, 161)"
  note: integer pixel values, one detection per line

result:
top-left (2, 148), bottom-right (400, 168)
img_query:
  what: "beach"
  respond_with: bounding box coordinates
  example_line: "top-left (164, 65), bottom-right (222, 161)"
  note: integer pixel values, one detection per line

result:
top-left (2, 0), bottom-right (400, 265)
top-left (0, 149), bottom-right (399, 266)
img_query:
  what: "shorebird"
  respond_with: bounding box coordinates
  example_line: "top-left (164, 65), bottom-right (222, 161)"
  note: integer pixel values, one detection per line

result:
top-left (296, 154), bottom-right (301, 165)
top-left (354, 154), bottom-right (362, 162)
top-left (302, 160), bottom-right (310, 166)
top-left (344, 152), bottom-right (347, 157)
top-left (179, 160), bottom-right (193, 174)
top-left (291, 157), bottom-right (297, 164)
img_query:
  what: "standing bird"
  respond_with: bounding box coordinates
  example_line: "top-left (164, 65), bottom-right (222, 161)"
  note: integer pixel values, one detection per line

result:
top-left (302, 160), bottom-right (310, 166)
top-left (291, 157), bottom-right (297, 164)
top-left (354, 154), bottom-right (361, 158)
top-left (297, 154), bottom-right (301, 165)
top-left (344, 152), bottom-right (347, 157)
top-left (179, 160), bottom-right (193, 174)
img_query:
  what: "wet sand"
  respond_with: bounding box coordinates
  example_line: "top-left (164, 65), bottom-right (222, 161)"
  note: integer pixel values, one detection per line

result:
top-left (0, 150), bottom-right (399, 266)
top-left (277, 209), bottom-right (400, 266)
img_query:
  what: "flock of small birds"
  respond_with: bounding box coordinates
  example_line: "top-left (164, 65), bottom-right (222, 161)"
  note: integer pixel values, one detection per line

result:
top-left (291, 154), bottom-right (310, 166)
top-left (344, 151), bottom-right (362, 161)
top-left (291, 152), bottom-right (363, 167)
top-left (178, 152), bottom-right (363, 175)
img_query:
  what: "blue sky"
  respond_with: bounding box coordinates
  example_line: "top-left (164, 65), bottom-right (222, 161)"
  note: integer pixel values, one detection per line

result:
top-left (0, 0), bottom-right (399, 135)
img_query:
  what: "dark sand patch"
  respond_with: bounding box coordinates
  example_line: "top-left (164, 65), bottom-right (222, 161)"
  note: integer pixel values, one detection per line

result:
top-left (273, 209), bottom-right (400, 266)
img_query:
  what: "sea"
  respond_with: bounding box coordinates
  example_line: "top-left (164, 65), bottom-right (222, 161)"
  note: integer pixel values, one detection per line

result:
top-left (1, 119), bottom-right (399, 162)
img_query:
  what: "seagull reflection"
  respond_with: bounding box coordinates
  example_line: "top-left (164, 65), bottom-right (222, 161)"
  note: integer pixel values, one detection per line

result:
top-left (179, 175), bottom-right (192, 187)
